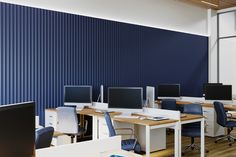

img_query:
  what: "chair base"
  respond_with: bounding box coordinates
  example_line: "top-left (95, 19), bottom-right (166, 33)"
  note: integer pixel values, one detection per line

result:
top-left (68, 134), bottom-right (83, 143)
top-left (215, 134), bottom-right (236, 146)
top-left (182, 143), bottom-right (209, 155)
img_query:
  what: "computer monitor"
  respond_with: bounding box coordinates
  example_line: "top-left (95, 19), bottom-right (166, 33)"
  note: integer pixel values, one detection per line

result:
top-left (203, 83), bottom-right (223, 96)
top-left (157, 84), bottom-right (180, 99)
top-left (64, 85), bottom-right (92, 108)
top-left (0, 102), bottom-right (35, 157)
top-left (205, 85), bottom-right (232, 101)
top-left (108, 87), bottom-right (143, 113)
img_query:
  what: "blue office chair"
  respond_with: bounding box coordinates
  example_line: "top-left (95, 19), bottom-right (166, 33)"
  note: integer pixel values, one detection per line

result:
top-left (161, 99), bottom-right (179, 134)
top-left (161, 99), bottom-right (177, 110)
top-left (57, 107), bottom-right (88, 143)
top-left (104, 112), bottom-right (141, 153)
top-left (35, 126), bottom-right (54, 149)
top-left (182, 104), bottom-right (207, 154)
top-left (214, 101), bottom-right (236, 146)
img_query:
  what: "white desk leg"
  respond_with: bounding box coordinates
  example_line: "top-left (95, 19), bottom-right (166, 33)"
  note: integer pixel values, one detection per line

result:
top-left (145, 126), bottom-right (150, 157)
top-left (201, 118), bottom-right (205, 157)
top-left (174, 122), bottom-right (180, 157)
top-left (92, 116), bottom-right (98, 140)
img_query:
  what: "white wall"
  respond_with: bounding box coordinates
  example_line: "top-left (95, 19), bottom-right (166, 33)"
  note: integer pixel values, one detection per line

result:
top-left (0, 0), bottom-right (208, 36)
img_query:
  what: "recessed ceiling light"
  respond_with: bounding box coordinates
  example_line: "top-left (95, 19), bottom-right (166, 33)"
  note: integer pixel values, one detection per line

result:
top-left (201, 0), bottom-right (218, 7)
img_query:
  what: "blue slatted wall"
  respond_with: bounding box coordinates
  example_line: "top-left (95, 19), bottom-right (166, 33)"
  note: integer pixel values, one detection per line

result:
top-left (0, 2), bottom-right (208, 124)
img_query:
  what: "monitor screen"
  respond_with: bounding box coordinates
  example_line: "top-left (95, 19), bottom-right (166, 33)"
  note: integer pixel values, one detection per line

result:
top-left (203, 83), bottom-right (223, 95)
top-left (157, 84), bottom-right (180, 98)
top-left (64, 86), bottom-right (92, 104)
top-left (0, 102), bottom-right (35, 157)
top-left (108, 87), bottom-right (143, 109)
top-left (205, 85), bottom-right (232, 100)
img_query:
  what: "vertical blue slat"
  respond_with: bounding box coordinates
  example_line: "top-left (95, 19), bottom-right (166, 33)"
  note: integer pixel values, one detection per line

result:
top-left (0, 2), bottom-right (208, 125)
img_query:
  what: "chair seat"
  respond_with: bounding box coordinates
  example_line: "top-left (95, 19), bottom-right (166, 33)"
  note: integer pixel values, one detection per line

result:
top-left (121, 139), bottom-right (141, 153)
top-left (225, 121), bottom-right (236, 128)
top-left (66, 126), bottom-right (86, 136)
top-left (182, 127), bottom-right (200, 137)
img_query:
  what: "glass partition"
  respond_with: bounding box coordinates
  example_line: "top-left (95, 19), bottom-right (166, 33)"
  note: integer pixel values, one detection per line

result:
top-left (218, 10), bottom-right (236, 97)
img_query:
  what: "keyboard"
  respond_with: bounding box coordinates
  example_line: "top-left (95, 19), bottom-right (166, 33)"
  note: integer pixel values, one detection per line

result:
top-left (114, 115), bottom-right (139, 119)
top-left (95, 109), bottom-right (114, 113)
top-left (146, 117), bottom-right (169, 121)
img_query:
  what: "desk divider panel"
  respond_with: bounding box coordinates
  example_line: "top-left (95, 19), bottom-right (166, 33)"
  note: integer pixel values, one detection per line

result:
top-left (143, 108), bottom-right (181, 120)
top-left (36, 136), bottom-right (121, 157)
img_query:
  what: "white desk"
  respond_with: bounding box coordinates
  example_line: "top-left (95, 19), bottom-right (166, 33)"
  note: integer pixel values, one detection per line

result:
top-left (44, 107), bottom-right (205, 157)
top-left (80, 108), bottom-right (205, 157)
top-left (36, 136), bottom-right (141, 157)
top-left (80, 108), bottom-right (180, 157)
top-left (157, 97), bottom-right (226, 137)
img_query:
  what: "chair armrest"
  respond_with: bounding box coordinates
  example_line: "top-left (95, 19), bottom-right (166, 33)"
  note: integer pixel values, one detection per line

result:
top-left (84, 120), bottom-right (88, 131)
top-left (115, 128), bottom-right (134, 132)
top-left (227, 113), bottom-right (233, 119)
top-left (78, 120), bottom-right (88, 134)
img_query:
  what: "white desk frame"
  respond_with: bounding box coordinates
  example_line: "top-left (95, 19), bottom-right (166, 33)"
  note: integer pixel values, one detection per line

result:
top-left (92, 108), bottom-right (180, 157)
top-left (145, 122), bottom-right (180, 157)
top-left (180, 118), bottom-right (205, 157)
top-left (92, 115), bottom-right (178, 157)
top-left (91, 109), bottom-right (205, 157)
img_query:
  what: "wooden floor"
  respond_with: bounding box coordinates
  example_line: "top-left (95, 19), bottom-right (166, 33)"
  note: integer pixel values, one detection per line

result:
top-left (143, 130), bottom-right (236, 157)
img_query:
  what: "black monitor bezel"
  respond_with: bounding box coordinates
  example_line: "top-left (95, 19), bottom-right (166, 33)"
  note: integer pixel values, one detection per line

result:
top-left (108, 87), bottom-right (143, 109)
top-left (157, 84), bottom-right (180, 97)
top-left (64, 85), bottom-right (92, 103)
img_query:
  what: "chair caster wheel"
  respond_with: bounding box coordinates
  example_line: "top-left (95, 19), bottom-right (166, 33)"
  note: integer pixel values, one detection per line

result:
top-left (229, 143), bottom-right (232, 146)
top-left (182, 153), bottom-right (185, 156)
top-left (215, 141), bottom-right (217, 143)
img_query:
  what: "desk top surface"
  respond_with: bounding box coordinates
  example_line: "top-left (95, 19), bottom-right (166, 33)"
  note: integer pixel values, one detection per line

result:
top-left (180, 114), bottom-right (203, 121)
top-left (79, 108), bottom-right (178, 126)
top-left (79, 108), bottom-right (203, 126)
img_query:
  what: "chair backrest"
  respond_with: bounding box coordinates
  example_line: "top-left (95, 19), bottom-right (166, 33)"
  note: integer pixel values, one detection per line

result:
top-left (183, 104), bottom-right (202, 130)
top-left (104, 112), bottom-right (116, 137)
top-left (214, 101), bottom-right (227, 127)
top-left (35, 127), bottom-right (54, 149)
top-left (57, 107), bottom-right (78, 134)
top-left (183, 103), bottom-right (202, 115)
top-left (161, 99), bottom-right (177, 110)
